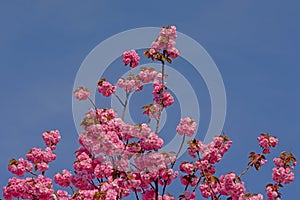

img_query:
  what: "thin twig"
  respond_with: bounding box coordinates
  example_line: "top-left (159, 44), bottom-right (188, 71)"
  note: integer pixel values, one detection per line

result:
top-left (114, 93), bottom-right (126, 107)
top-left (122, 92), bottom-right (130, 120)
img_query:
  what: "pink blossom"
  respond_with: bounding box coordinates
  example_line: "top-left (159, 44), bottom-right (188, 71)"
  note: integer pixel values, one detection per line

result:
top-left (219, 172), bottom-right (246, 199)
top-left (54, 169), bottom-right (72, 187)
top-left (122, 49), bottom-right (140, 68)
top-left (266, 185), bottom-right (280, 200)
top-left (138, 67), bottom-right (158, 83)
top-left (176, 117), bottom-right (197, 137)
top-left (179, 190), bottom-right (196, 200)
top-left (257, 134), bottom-right (278, 154)
top-left (272, 167), bottom-right (294, 184)
top-left (42, 130), bottom-right (61, 150)
top-left (245, 194), bottom-right (264, 200)
top-left (142, 189), bottom-right (155, 200)
top-left (155, 91), bottom-right (174, 108)
top-left (118, 77), bottom-right (143, 92)
top-left (74, 87), bottom-right (90, 101)
top-left (56, 190), bottom-right (71, 199)
top-left (152, 82), bottom-right (174, 107)
top-left (195, 160), bottom-right (216, 175)
top-left (3, 177), bottom-right (28, 199)
top-left (8, 158), bottom-right (32, 177)
top-left (94, 161), bottom-right (114, 178)
top-left (98, 78), bottom-right (116, 97)
top-left (151, 26), bottom-right (180, 59)
top-left (36, 162), bottom-right (49, 172)
top-left (140, 132), bottom-right (164, 151)
top-left (73, 152), bottom-right (94, 173)
top-left (179, 162), bottom-right (195, 174)
top-left (71, 170), bottom-right (93, 190)
top-left (26, 147), bottom-right (56, 168)
top-left (142, 103), bottom-right (162, 119)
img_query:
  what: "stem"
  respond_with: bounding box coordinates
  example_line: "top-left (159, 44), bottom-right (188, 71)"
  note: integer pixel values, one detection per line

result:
top-left (192, 176), bottom-right (202, 192)
top-left (155, 179), bottom-right (159, 200)
top-left (172, 134), bottom-right (186, 167)
top-left (155, 117), bottom-right (160, 134)
top-left (87, 97), bottom-right (97, 110)
top-left (114, 93), bottom-right (126, 107)
top-left (162, 134), bottom-right (186, 196)
top-left (26, 169), bottom-right (39, 177)
top-left (134, 189), bottom-right (140, 200)
top-left (155, 59), bottom-right (165, 134)
top-left (161, 61), bottom-right (165, 91)
top-left (87, 97), bottom-right (102, 124)
top-left (184, 182), bottom-right (190, 191)
top-left (238, 164), bottom-right (252, 178)
top-left (69, 185), bottom-right (75, 194)
top-left (122, 92), bottom-right (130, 121)
top-left (238, 156), bottom-right (260, 178)
top-left (159, 60), bottom-right (165, 107)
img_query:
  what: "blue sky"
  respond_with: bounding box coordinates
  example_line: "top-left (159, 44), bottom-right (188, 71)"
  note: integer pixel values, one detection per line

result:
top-left (1, 1), bottom-right (299, 199)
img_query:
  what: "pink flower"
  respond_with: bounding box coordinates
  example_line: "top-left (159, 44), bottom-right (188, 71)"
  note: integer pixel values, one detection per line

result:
top-left (5, 175), bottom-right (55, 199)
top-left (150, 26), bottom-right (180, 59)
top-left (26, 147), bottom-right (56, 167)
top-left (166, 47), bottom-right (180, 59)
top-left (8, 158), bottom-right (32, 177)
top-left (140, 132), bottom-right (164, 151)
top-left (56, 190), bottom-right (70, 199)
top-left (246, 194), bottom-right (264, 200)
top-left (71, 170), bottom-right (93, 190)
top-left (176, 117), bottom-right (197, 137)
top-left (42, 130), bottom-right (61, 150)
top-left (272, 167), bottom-right (294, 184)
top-left (142, 103), bottom-right (162, 120)
top-left (266, 185), bottom-right (280, 200)
top-left (219, 172), bottom-right (246, 199)
top-left (257, 133), bottom-right (278, 154)
top-left (179, 162), bottom-right (195, 174)
top-left (3, 177), bottom-right (28, 199)
top-left (122, 49), bottom-right (140, 68)
top-left (94, 162), bottom-right (113, 178)
top-left (152, 82), bottom-right (174, 107)
top-left (73, 152), bottom-right (94, 173)
top-left (54, 169), bottom-right (72, 187)
top-left (36, 162), bottom-right (49, 172)
top-left (179, 190), bottom-right (196, 200)
top-left (97, 78), bottom-right (116, 97)
top-left (74, 87), bottom-right (90, 101)
top-left (195, 160), bottom-right (216, 175)
top-left (118, 77), bottom-right (143, 92)
top-left (199, 136), bottom-right (232, 164)
top-left (138, 67), bottom-right (158, 83)
top-left (142, 189), bottom-right (155, 200)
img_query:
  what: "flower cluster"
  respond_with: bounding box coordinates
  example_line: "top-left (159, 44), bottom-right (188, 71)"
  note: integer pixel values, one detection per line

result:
top-left (142, 103), bottom-right (162, 120)
top-left (3, 176), bottom-right (55, 200)
top-left (74, 87), bottom-right (90, 101)
top-left (152, 82), bottom-right (174, 108)
top-left (138, 67), bottom-right (158, 83)
top-left (8, 158), bottom-right (32, 177)
top-left (122, 49), bottom-right (140, 68)
top-left (3, 131), bottom-right (60, 199)
top-left (150, 26), bottom-right (179, 59)
top-left (54, 169), bottom-right (72, 187)
top-left (42, 130), bottom-right (61, 150)
top-left (97, 78), bottom-right (116, 97)
top-left (176, 117), bottom-right (197, 137)
top-left (257, 133), bottom-right (278, 154)
top-left (272, 152), bottom-right (296, 184)
top-left (118, 76), bottom-right (143, 92)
